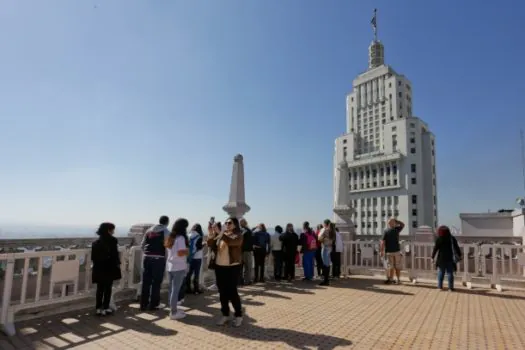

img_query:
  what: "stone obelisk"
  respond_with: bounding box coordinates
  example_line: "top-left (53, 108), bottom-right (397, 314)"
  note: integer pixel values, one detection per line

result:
top-left (333, 160), bottom-right (356, 241)
top-left (223, 154), bottom-right (251, 219)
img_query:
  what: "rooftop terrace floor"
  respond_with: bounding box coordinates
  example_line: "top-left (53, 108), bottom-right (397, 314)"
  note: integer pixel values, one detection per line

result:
top-left (1, 276), bottom-right (525, 349)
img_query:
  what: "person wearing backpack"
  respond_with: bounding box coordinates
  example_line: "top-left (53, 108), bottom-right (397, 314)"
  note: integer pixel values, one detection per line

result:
top-left (299, 222), bottom-right (317, 281)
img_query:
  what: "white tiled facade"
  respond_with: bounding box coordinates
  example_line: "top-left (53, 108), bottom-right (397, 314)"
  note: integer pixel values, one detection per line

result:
top-left (334, 40), bottom-right (438, 236)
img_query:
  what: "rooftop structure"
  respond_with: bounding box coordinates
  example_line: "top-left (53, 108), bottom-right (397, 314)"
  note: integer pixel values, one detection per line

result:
top-left (334, 9), bottom-right (437, 236)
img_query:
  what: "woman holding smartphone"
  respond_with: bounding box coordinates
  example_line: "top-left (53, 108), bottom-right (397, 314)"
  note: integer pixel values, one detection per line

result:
top-left (207, 217), bottom-right (244, 327)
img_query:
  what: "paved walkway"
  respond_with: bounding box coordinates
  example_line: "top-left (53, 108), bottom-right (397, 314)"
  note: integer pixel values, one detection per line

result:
top-left (2, 276), bottom-right (525, 349)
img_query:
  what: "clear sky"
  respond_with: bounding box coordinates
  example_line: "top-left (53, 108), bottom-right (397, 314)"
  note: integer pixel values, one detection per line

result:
top-left (1, 0), bottom-right (524, 232)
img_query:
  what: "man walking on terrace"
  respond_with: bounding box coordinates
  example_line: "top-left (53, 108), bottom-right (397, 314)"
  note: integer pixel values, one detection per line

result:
top-left (380, 218), bottom-right (405, 284)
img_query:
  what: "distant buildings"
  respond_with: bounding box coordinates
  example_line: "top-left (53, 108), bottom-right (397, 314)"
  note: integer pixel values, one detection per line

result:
top-left (333, 12), bottom-right (437, 236)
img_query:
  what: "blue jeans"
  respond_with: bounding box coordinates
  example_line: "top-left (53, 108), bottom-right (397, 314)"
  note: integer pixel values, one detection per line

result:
top-left (186, 258), bottom-right (202, 291)
top-left (321, 247), bottom-right (332, 267)
top-left (302, 250), bottom-right (315, 280)
top-left (437, 262), bottom-right (455, 290)
top-left (141, 257), bottom-right (166, 309)
top-left (169, 270), bottom-right (186, 313)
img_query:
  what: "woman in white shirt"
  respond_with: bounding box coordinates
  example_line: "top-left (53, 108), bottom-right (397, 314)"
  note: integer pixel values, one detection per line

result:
top-left (164, 218), bottom-right (189, 320)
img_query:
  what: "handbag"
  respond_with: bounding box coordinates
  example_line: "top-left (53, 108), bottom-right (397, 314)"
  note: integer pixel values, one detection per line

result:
top-left (208, 236), bottom-right (220, 270)
top-left (208, 249), bottom-right (217, 270)
top-left (451, 237), bottom-right (461, 263)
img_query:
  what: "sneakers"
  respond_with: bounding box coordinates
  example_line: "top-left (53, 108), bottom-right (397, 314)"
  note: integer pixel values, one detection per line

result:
top-left (170, 310), bottom-right (186, 320)
top-left (104, 308), bottom-right (114, 315)
top-left (96, 309), bottom-right (105, 316)
top-left (177, 299), bottom-right (185, 306)
top-left (233, 317), bottom-right (243, 327)
top-left (216, 316), bottom-right (229, 326)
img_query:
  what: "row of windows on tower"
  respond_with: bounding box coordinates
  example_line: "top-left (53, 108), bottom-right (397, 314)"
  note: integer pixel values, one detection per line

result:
top-left (349, 165), bottom-right (398, 179)
top-left (351, 179), bottom-right (398, 190)
top-left (350, 80), bottom-right (412, 104)
top-left (355, 221), bottom-right (420, 230)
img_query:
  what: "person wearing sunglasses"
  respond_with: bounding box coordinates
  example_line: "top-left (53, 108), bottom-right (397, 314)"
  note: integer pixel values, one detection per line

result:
top-left (207, 217), bottom-right (244, 327)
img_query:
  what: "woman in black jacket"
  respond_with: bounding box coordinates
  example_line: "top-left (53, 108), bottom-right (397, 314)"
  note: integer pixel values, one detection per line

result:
top-left (431, 225), bottom-right (461, 291)
top-left (91, 222), bottom-right (121, 316)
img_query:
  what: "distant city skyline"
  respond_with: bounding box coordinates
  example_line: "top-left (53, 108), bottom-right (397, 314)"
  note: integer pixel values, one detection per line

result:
top-left (1, 1), bottom-right (524, 232)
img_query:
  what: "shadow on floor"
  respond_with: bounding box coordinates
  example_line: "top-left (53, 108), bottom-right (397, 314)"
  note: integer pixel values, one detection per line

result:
top-left (181, 311), bottom-right (352, 350)
top-left (253, 277), bottom-right (415, 296)
top-left (0, 305), bottom-right (176, 349)
top-left (402, 281), bottom-right (525, 300)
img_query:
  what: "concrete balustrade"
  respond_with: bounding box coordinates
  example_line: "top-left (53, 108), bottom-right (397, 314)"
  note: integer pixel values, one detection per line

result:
top-left (1, 241), bottom-right (524, 337)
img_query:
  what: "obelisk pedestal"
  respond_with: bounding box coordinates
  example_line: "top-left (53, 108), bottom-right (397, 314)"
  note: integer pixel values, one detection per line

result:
top-left (333, 161), bottom-right (356, 241)
top-left (223, 154), bottom-right (251, 219)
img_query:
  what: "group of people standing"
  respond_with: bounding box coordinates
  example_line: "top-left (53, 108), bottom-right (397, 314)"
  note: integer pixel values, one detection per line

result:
top-left (237, 219), bottom-right (343, 287)
top-left (139, 216), bottom-right (205, 320)
top-left (89, 214), bottom-right (462, 328)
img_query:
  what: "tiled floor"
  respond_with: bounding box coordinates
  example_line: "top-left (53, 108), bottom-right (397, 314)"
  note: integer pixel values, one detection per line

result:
top-left (2, 276), bottom-right (525, 349)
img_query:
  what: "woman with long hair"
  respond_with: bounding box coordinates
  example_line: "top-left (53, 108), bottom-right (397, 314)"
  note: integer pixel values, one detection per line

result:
top-left (318, 222), bottom-right (336, 286)
top-left (165, 218), bottom-right (189, 320)
top-left (91, 222), bottom-right (121, 316)
top-left (431, 225), bottom-right (462, 291)
top-left (185, 223), bottom-right (205, 294)
top-left (207, 217), bottom-right (244, 327)
top-left (280, 223), bottom-right (299, 282)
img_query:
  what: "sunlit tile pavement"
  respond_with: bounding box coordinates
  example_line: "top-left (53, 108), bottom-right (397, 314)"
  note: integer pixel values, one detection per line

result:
top-left (2, 276), bottom-right (525, 349)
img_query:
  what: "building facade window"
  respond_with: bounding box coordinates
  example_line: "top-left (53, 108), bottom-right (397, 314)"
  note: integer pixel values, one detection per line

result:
top-left (411, 164), bottom-right (416, 172)
top-left (411, 195), bottom-right (417, 204)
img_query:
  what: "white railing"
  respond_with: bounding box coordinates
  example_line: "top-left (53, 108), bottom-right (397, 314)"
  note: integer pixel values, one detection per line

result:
top-left (340, 241), bottom-right (525, 290)
top-left (1, 241), bottom-right (524, 337)
top-left (0, 247), bottom-right (128, 337)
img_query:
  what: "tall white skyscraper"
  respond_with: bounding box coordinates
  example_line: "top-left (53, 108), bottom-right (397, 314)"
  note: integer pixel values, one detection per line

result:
top-left (333, 11), bottom-right (438, 236)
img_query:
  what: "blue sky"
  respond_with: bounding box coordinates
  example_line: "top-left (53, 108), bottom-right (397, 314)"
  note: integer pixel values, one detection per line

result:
top-left (1, 0), bottom-right (524, 233)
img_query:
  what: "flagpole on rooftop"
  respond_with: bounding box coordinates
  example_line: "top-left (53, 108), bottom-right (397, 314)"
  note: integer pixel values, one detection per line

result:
top-left (371, 8), bottom-right (378, 41)
top-left (520, 129), bottom-right (525, 191)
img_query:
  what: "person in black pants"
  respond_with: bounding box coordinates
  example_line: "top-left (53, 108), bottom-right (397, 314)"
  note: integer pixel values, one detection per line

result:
top-left (315, 224), bottom-right (324, 277)
top-left (280, 223), bottom-right (299, 282)
top-left (331, 228), bottom-right (342, 278)
top-left (140, 216), bottom-right (170, 310)
top-left (252, 224), bottom-right (270, 283)
top-left (91, 222), bottom-right (121, 316)
top-left (207, 217), bottom-right (244, 327)
top-left (271, 225), bottom-right (284, 280)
